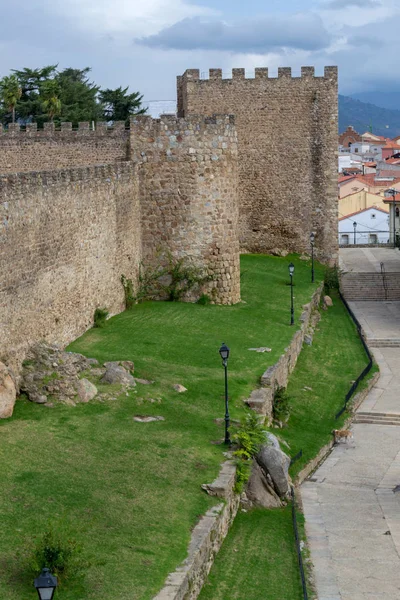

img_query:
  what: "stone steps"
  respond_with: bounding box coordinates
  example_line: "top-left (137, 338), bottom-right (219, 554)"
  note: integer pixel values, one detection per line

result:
top-left (354, 412), bottom-right (400, 426)
top-left (341, 272), bottom-right (400, 300)
top-left (368, 339), bottom-right (400, 347)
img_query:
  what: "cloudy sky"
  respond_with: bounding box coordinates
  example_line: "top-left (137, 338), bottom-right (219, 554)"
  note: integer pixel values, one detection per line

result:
top-left (0, 0), bottom-right (398, 102)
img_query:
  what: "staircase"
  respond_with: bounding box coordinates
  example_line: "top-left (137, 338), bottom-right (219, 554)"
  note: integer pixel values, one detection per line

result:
top-left (341, 272), bottom-right (400, 301)
top-left (368, 338), bottom-right (400, 348)
top-left (354, 412), bottom-right (400, 426)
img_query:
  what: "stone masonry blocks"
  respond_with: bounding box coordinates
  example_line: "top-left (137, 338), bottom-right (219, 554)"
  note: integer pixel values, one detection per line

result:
top-left (130, 114), bottom-right (241, 305)
top-left (177, 66), bottom-right (339, 263)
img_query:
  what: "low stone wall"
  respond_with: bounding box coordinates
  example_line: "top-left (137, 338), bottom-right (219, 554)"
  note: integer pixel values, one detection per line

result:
top-left (154, 461), bottom-right (239, 600)
top-left (246, 283), bottom-right (324, 418)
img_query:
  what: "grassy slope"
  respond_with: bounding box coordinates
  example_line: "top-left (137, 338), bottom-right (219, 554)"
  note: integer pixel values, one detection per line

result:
top-left (0, 255), bottom-right (368, 600)
top-left (279, 291), bottom-right (372, 478)
top-left (196, 291), bottom-right (372, 600)
top-left (199, 508), bottom-right (303, 600)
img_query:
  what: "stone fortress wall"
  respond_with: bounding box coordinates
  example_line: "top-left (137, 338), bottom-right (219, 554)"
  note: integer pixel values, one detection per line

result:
top-left (131, 115), bottom-right (240, 305)
top-left (0, 115), bottom-right (240, 371)
top-left (0, 66), bottom-right (338, 372)
top-left (177, 67), bottom-right (338, 263)
top-left (0, 121), bottom-right (129, 173)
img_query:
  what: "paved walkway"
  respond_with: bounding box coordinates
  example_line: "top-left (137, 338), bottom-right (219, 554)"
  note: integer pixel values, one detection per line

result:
top-left (340, 247), bottom-right (400, 273)
top-left (301, 248), bottom-right (400, 600)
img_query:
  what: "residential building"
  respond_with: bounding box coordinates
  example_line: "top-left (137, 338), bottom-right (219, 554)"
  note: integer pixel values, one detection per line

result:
top-left (339, 206), bottom-right (389, 246)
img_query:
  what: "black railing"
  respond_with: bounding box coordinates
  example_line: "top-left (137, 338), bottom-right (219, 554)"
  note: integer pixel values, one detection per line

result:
top-left (290, 449), bottom-right (303, 467)
top-left (335, 291), bottom-right (373, 419)
top-left (380, 262), bottom-right (388, 300)
top-left (291, 486), bottom-right (309, 600)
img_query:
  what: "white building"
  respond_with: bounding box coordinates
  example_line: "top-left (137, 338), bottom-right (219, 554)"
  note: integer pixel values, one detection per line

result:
top-left (339, 206), bottom-right (390, 245)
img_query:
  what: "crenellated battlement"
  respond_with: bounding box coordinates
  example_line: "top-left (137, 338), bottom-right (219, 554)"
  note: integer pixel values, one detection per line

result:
top-left (0, 121), bottom-right (128, 137)
top-left (180, 66), bottom-right (338, 82)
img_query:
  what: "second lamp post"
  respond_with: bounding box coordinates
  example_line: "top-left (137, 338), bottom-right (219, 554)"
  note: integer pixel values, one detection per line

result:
top-left (219, 343), bottom-right (231, 445)
top-left (289, 262), bottom-right (295, 325)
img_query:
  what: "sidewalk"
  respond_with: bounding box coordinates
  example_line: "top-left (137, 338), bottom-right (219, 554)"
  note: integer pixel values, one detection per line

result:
top-left (301, 252), bottom-right (400, 599)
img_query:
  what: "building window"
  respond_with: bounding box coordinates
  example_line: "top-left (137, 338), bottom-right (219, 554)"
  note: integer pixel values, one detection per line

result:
top-left (396, 207), bottom-right (399, 217)
top-left (371, 214), bottom-right (376, 219)
top-left (369, 234), bottom-right (378, 244)
top-left (341, 234), bottom-right (349, 245)
top-left (354, 148), bottom-right (359, 153)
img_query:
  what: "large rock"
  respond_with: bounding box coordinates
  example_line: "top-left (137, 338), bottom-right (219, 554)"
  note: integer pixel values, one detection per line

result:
top-left (101, 364), bottom-right (135, 386)
top-left (76, 379), bottom-right (98, 403)
top-left (244, 462), bottom-right (282, 508)
top-left (0, 362), bottom-right (17, 418)
top-left (256, 433), bottom-right (291, 497)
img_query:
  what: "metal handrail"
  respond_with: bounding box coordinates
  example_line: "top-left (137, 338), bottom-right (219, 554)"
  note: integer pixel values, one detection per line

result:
top-left (380, 262), bottom-right (389, 300)
top-left (291, 486), bottom-right (308, 600)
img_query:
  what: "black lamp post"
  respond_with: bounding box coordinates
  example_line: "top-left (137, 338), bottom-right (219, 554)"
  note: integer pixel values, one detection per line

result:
top-left (219, 343), bottom-right (231, 445)
top-left (34, 568), bottom-right (58, 600)
top-left (289, 262), bottom-right (295, 325)
top-left (310, 232), bottom-right (315, 283)
top-left (353, 221), bottom-right (357, 245)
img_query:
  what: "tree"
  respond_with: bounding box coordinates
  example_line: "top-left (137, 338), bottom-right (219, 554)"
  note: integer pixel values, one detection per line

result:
top-left (56, 67), bottom-right (102, 125)
top-left (99, 86), bottom-right (146, 123)
top-left (12, 65), bottom-right (57, 126)
top-left (0, 75), bottom-right (22, 123)
top-left (41, 80), bottom-right (61, 122)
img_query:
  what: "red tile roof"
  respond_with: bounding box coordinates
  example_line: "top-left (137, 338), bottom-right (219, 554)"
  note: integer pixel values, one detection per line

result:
top-left (383, 193), bottom-right (400, 203)
top-left (338, 174), bottom-right (356, 183)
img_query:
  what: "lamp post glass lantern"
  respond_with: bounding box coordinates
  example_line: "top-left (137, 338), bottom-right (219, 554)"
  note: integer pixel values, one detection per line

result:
top-left (219, 343), bottom-right (231, 445)
top-left (353, 221), bottom-right (357, 245)
top-left (310, 232), bottom-right (315, 283)
top-left (34, 568), bottom-right (58, 600)
top-left (289, 262), bottom-right (295, 325)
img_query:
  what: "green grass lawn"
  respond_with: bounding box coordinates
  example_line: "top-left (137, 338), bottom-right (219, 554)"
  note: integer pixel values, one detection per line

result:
top-left (0, 254), bottom-right (363, 600)
top-left (278, 291), bottom-right (374, 479)
top-left (195, 291), bottom-right (372, 600)
top-left (198, 508), bottom-right (304, 600)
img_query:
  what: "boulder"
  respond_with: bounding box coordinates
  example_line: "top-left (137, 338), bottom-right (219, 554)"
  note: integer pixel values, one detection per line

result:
top-left (101, 364), bottom-right (135, 386)
top-left (134, 378), bottom-right (154, 385)
top-left (324, 295), bottom-right (333, 307)
top-left (257, 433), bottom-right (291, 497)
top-left (172, 384), bottom-right (187, 393)
top-left (76, 379), bottom-right (98, 403)
top-left (244, 461), bottom-right (282, 508)
top-left (133, 415), bottom-right (165, 423)
top-left (0, 362), bottom-right (17, 418)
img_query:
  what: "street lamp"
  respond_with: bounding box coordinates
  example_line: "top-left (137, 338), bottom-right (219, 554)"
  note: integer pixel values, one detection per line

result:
top-left (34, 568), bottom-right (58, 600)
top-left (310, 232), bottom-right (315, 283)
top-left (219, 343), bottom-right (231, 445)
top-left (289, 262), bottom-right (295, 325)
top-left (353, 221), bottom-right (357, 245)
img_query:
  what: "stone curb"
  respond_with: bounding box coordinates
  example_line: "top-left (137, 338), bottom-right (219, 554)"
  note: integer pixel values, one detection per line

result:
top-left (153, 461), bottom-right (239, 600)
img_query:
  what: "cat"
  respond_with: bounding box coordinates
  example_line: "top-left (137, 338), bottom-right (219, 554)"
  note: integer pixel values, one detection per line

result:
top-left (333, 429), bottom-right (354, 445)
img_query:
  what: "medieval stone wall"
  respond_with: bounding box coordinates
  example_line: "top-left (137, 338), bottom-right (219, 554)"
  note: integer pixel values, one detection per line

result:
top-left (177, 67), bottom-right (338, 262)
top-left (0, 163), bottom-right (141, 371)
top-left (131, 114), bottom-right (241, 305)
top-left (0, 122), bottom-right (129, 174)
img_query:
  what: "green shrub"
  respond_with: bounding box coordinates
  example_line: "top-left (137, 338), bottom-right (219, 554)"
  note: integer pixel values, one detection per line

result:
top-left (121, 275), bottom-right (135, 309)
top-left (93, 308), bottom-right (109, 328)
top-left (324, 264), bottom-right (341, 294)
top-left (232, 412), bottom-right (267, 493)
top-left (273, 387), bottom-right (291, 423)
top-left (197, 294), bottom-right (211, 305)
top-left (30, 529), bottom-right (84, 582)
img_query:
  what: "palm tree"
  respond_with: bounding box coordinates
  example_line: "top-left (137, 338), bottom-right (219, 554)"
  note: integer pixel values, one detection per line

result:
top-left (41, 80), bottom-right (62, 122)
top-left (0, 75), bottom-right (22, 123)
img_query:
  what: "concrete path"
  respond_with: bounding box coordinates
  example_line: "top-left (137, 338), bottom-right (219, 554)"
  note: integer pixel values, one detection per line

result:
top-left (302, 248), bottom-right (400, 599)
top-left (340, 247), bottom-right (400, 273)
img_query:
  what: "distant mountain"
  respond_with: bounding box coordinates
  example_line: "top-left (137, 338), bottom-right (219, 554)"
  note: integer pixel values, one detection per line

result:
top-left (339, 95), bottom-right (400, 138)
top-left (350, 92), bottom-right (400, 112)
